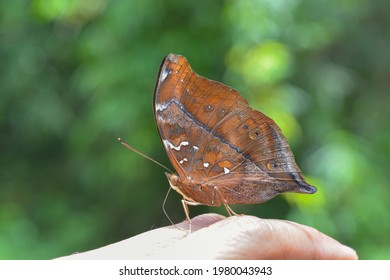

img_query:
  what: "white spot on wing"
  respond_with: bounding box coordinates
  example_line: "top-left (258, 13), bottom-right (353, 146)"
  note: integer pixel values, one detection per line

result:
top-left (203, 162), bottom-right (209, 168)
top-left (193, 146), bottom-right (199, 151)
top-left (160, 68), bottom-right (171, 82)
top-left (223, 167), bottom-right (230, 174)
top-left (156, 102), bottom-right (170, 112)
top-left (163, 140), bottom-right (189, 151)
top-left (179, 158), bottom-right (188, 164)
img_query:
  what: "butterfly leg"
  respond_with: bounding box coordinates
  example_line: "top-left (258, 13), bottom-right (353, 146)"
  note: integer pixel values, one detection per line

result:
top-left (223, 201), bottom-right (239, 216)
top-left (213, 187), bottom-right (239, 217)
top-left (181, 199), bottom-right (201, 233)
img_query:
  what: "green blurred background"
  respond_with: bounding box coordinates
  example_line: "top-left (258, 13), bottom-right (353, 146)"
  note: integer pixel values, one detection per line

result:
top-left (1, 0), bottom-right (389, 259)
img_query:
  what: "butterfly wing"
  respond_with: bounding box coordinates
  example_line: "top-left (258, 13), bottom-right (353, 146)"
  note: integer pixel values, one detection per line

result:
top-left (154, 54), bottom-right (316, 205)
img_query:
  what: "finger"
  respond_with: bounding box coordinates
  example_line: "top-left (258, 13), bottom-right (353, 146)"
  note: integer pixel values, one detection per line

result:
top-left (152, 215), bottom-right (358, 260)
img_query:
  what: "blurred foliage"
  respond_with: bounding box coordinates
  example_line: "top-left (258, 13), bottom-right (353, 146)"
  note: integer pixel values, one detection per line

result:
top-left (0, 0), bottom-right (389, 259)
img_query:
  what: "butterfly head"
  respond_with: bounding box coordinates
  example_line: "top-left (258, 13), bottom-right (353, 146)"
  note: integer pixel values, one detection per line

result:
top-left (165, 172), bottom-right (196, 203)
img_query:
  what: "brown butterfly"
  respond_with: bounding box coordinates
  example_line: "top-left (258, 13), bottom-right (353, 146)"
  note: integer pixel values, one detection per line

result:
top-left (153, 54), bottom-right (316, 222)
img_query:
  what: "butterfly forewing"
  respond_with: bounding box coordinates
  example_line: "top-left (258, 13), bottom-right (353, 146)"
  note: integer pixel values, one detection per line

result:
top-left (154, 54), bottom-right (316, 206)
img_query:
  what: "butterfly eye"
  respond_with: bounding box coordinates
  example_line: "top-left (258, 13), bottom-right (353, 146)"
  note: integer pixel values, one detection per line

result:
top-left (267, 162), bottom-right (278, 170)
top-left (249, 129), bottom-right (261, 140)
top-left (166, 173), bottom-right (179, 186)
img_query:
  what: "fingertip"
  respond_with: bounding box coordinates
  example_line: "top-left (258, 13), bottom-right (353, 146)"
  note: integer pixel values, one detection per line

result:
top-left (293, 223), bottom-right (359, 260)
top-left (339, 245), bottom-right (358, 260)
top-left (323, 243), bottom-right (358, 260)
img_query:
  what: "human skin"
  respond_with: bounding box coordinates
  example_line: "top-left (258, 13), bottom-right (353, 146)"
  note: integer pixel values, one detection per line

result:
top-left (57, 214), bottom-right (357, 260)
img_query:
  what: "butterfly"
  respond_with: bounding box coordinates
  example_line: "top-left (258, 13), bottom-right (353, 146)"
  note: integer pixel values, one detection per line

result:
top-left (153, 54), bottom-right (316, 222)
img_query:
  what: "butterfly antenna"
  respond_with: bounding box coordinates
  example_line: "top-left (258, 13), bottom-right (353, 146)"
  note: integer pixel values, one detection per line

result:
top-left (118, 137), bottom-right (186, 231)
top-left (117, 137), bottom-right (172, 173)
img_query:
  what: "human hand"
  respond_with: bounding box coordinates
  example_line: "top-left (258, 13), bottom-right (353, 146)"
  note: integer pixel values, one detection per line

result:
top-left (57, 214), bottom-right (357, 260)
